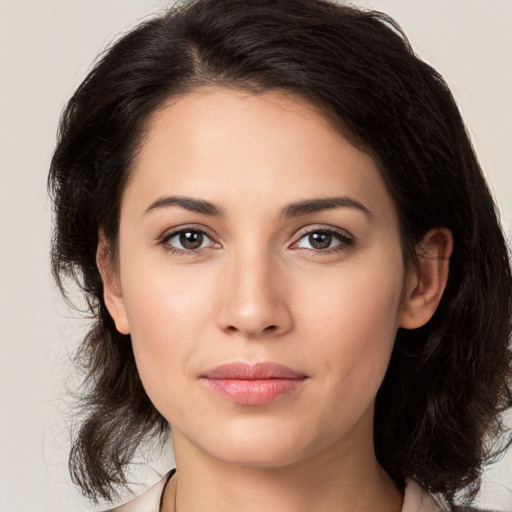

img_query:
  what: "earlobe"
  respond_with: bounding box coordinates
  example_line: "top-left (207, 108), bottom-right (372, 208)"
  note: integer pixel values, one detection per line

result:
top-left (96, 233), bottom-right (130, 335)
top-left (399, 227), bottom-right (453, 330)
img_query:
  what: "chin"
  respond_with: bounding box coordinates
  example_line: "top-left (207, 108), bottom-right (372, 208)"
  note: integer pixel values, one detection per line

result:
top-left (178, 415), bottom-right (343, 470)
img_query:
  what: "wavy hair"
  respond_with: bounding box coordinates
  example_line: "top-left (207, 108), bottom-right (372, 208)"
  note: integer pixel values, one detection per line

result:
top-left (48, 0), bottom-right (512, 505)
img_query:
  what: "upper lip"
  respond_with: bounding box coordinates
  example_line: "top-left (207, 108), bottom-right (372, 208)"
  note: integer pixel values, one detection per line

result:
top-left (202, 362), bottom-right (307, 380)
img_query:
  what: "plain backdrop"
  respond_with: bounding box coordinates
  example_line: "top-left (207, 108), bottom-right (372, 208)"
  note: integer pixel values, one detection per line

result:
top-left (1, 1), bottom-right (511, 511)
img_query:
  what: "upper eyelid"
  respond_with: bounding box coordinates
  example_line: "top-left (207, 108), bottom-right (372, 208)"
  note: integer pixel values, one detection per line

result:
top-left (293, 225), bottom-right (354, 240)
top-left (160, 224), bottom-right (217, 241)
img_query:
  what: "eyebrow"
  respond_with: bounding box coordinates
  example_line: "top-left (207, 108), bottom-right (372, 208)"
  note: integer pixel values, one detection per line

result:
top-left (143, 194), bottom-right (372, 219)
top-left (281, 196), bottom-right (373, 219)
top-left (144, 196), bottom-right (224, 216)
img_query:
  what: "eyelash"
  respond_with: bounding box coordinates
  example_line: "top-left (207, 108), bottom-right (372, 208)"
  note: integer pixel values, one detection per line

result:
top-left (158, 226), bottom-right (217, 255)
top-left (291, 227), bottom-right (354, 255)
top-left (158, 226), bottom-right (354, 256)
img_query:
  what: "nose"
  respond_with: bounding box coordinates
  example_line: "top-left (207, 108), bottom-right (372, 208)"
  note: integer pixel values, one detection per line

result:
top-left (216, 247), bottom-right (294, 339)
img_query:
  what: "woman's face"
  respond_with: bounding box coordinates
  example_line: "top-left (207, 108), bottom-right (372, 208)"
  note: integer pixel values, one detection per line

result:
top-left (105, 86), bottom-right (412, 468)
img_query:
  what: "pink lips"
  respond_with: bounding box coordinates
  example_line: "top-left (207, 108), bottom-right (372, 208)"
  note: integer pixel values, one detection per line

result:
top-left (201, 362), bottom-right (307, 405)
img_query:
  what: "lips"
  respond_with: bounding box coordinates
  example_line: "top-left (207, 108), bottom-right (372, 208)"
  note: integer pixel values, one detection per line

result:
top-left (201, 362), bottom-right (308, 405)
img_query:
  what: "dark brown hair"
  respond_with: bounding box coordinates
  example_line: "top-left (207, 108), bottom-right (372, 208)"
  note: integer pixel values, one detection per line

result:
top-left (48, 0), bottom-right (512, 506)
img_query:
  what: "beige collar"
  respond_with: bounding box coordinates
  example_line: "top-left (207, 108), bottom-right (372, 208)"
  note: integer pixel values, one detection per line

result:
top-left (402, 479), bottom-right (447, 512)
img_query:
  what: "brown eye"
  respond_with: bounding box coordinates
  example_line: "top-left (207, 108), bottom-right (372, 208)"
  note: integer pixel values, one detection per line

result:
top-left (179, 230), bottom-right (204, 249)
top-left (163, 228), bottom-right (217, 252)
top-left (294, 228), bottom-right (353, 253)
top-left (308, 232), bottom-right (332, 249)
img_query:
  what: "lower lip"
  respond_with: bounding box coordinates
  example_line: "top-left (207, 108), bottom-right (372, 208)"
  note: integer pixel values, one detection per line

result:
top-left (202, 378), bottom-right (306, 405)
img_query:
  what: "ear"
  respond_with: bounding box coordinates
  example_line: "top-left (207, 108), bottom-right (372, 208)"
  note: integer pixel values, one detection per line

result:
top-left (96, 233), bottom-right (130, 335)
top-left (399, 227), bottom-right (453, 329)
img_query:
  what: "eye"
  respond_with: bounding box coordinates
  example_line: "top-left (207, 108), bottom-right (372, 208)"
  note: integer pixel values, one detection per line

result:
top-left (160, 228), bottom-right (218, 253)
top-left (293, 228), bottom-right (353, 252)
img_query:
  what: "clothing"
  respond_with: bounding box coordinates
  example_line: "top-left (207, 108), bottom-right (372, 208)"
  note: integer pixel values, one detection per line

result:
top-left (107, 469), bottom-right (175, 512)
top-left (106, 468), bottom-right (459, 512)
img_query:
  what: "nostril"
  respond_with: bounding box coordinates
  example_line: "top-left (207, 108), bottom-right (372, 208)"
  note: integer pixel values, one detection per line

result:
top-left (264, 325), bottom-right (277, 332)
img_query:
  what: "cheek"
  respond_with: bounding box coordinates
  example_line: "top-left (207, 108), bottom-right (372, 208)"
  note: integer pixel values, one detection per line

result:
top-left (122, 248), bottom-right (220, 330)
top-left (297, 245), bottom-right (404, 333)
top-left (294, 250), bottom-right (404, 400)
top-left (120, 261), bottom-right (220, 408)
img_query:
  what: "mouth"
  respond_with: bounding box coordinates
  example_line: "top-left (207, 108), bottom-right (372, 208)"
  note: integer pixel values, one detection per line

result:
top-left (201, 362), bottom-right (308, 405)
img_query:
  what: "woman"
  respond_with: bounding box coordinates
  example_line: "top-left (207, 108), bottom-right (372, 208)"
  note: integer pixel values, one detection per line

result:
top-left (48, 0), bottom-right (512, 510)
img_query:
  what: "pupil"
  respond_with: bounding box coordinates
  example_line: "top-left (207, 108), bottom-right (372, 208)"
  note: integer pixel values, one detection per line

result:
top-left (180, 231), bottom-right (203, 249)
top-left (310, 232), bottom-right (331, 249)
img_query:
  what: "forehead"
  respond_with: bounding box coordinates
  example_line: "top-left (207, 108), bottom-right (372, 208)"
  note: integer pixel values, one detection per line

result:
top-left (126, 86), bottom-right (395, 222)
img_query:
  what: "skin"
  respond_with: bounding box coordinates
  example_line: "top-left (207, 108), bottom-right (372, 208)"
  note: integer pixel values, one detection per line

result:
top-left (99, 86), bottom-right (452, 512)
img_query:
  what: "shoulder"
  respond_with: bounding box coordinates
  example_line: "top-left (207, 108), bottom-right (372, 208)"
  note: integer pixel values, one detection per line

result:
top-left (403, 479), bottom-right (502, 512)
top-left (101, 469), bottom-right (175, 512)
top-left (402, 479), bottom-right (500, 512)
top-left (403, 479), bottom-right (447, 512)
top-left (451, 508), bottom-right (502, 512)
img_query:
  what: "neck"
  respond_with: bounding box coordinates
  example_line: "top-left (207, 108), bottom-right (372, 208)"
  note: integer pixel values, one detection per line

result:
top-left (162, 412), bottom-right (403, 512)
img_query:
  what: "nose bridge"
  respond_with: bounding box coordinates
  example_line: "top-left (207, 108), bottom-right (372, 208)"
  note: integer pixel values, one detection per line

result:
top-left (217, 239), bottom-right (292, 337)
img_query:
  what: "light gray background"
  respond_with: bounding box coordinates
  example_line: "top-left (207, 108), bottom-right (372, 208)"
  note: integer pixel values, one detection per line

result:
top-left (1, 1), bottom-right (511, 511)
